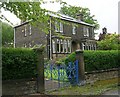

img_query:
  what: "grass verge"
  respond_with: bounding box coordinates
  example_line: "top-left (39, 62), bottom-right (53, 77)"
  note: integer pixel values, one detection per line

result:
top-left (46, 78), bottom-right (119, 95)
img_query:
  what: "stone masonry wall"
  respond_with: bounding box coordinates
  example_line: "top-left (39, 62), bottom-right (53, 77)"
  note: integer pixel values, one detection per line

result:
top-left (85, 68), bottom-right (119, 83)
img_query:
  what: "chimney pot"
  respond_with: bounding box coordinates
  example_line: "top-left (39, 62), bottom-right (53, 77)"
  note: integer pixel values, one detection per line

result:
top-left (77, 14), bottom-right (83, 21)
top-left (102, 27), bottom-right (107, 34)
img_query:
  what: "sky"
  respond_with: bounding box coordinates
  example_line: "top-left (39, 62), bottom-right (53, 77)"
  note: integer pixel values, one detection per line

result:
top-left (1, 0), bottom-right (119, 39)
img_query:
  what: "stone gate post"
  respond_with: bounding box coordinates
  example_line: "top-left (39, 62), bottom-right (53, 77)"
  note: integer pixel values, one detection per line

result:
top-left (33, 47), bottom-right (45, 94)
top-left (75, 49), bottom-right (85, 85)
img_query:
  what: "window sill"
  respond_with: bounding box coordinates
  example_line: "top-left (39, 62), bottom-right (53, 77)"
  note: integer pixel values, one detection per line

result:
top-left (72, 33), bottom-right (76, 35)
top-left (52, 52), bottom-right (71, 54)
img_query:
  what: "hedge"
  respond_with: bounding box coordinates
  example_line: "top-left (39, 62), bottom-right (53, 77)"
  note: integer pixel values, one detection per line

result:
top-left (2, 48), bottom-right (37, 80)
top-left (65, 50), bottom-right (119, 72)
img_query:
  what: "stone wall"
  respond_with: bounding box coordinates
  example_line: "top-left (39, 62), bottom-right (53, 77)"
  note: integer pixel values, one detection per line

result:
top-left (85, 68), bottom-right (119, 83)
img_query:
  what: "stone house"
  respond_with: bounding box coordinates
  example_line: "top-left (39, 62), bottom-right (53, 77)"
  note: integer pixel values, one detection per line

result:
top-left (98, 27), bottom-right (107, 41)
top-left (14, 13), bottom-right (96, 59)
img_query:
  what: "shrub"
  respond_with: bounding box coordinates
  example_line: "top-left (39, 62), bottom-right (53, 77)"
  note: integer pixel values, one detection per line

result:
top-left (65, 50), bottom-right (119, 72)
top-left (97, 34), bottom-right (120, 50)
top-left (2, 48), bottom-right (37, 80)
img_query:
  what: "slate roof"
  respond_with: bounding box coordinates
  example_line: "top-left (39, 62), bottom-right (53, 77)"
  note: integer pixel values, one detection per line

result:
top-left (48, 12), bottom-right (94, 27)
top-left (14, 12), bottom-right (94, 28)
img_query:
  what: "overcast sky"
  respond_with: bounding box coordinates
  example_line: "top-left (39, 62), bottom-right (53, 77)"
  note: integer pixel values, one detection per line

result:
top-left (1, 0), bottom-right (119, 38)
top-left (41, 0), bottom-right (119, 35)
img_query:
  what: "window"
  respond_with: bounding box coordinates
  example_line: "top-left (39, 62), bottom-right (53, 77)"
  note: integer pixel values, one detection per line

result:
top-left (64, 40), bottom-right (67, 53)
top-left (93, 44), bottom-right (96, 50)
top-left (55, 22), bottom-right (63, 33)
top-left (29, 24), bottom-right (32, 35)
top-left (22, 29), bottom-right (24, 33)
top-left (60, 22), bottom-right (63, 33)
top-left (91, 44), bottom-right (93, 50)
top-left (68, 40), bottom-right (71, 53)
top-left (88, 44), bottom-right (91, 50)
top-left (82, 43), bottom-right (85, 50)
top-left (72, 26), bottom-right (76, 35)
top-left (86, 28), bottom-right (89, 36)
top-left (57, 39), bottom-right (60, 53)
top-left (91, 28), bottom-right (94, 38)
top-left (83, 27), bottom-right (89, 37)
top-left (52, 39), bottom-right (71, 53)
top-left (24, 25), bottom-right (27, 37)
top-left (52, 40), bottom-right (56, 53)
top-left (24, 43), bottom-right (27, 48)
top-left (60, 39), bottom-right (64, 53)
top-left (55, 22), bottom-right (59, 32)
top-left (85, 43), bottom-right (88, 50)
top-left (29, 43), bottom-right (32, 48)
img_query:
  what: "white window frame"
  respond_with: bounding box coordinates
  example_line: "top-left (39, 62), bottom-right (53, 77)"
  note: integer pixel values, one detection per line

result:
top-left (29, 43), bottom-right (32, 48)
top-left (57, 39), bottom-right (60, 53)
top-left (92, 27), bottom-right (94, 38)
top-left (72, 26), bottom-right (76, 35)
top-left (87, 28), bottom-right (89, 37)
top-left (88, 44), bottom-right (91, 50)
top-left (29, 24), bottom-right (32, 35)
top-left (22, 29), bottom-right (24, 33)
top-left (52, 40), bottom-right (56, 53)
top-left (24, 43), bottom-right (27, 48)
top-left (83, 27), bottom-right (89, 37)
top-left (64, 40), bottom-right (68, 53)
top-left (55, 22), bottom-right (60, 32)
top-left (24, 25), bottom-right (27, 37)
top-left (94, 44), bottom-right (96, 50)
top-left (67, 40), bottom-right (71, 53)
top-left (82, 43), bottom-right (85, 50)
top-left (55, 22), bottom-right (63, 33)
top-left (85, 43), bottom-right (88, 50)
top-left (91, 44), bottom-right (93, 50)
top-left (60, 39), bottom-right (64, 53)
top-left (60, 22), bottom-right (63, 33)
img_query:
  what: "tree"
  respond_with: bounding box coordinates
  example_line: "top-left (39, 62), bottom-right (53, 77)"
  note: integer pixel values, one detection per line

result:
top-left (1, 2), bottom-right (48, 23)
top-left (0, 1), bottom-right (65, 33)
top-left (97, 34), bottom-right (120, 50)
top-left (58, 4), bottom-right (99, 29)
top-left (2, 22), bottom-right (14, 47)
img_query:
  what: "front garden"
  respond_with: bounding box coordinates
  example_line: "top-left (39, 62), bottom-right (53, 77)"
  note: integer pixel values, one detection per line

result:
top-left (47, 78), bottom-right (119, 95)
top-left (2, 47), bottom-right (119, 95)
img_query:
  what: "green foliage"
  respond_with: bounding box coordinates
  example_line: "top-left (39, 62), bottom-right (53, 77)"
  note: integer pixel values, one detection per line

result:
top-left (65, 50), bottom-right (119, 72)
top-left (84, 50), bottom-right (119, 72)
top-left (97, 34), bottom-right (120, 50)
top-left (65, 52), bottom-right (76, 64)
top-left (1, 2), bottom-right (48, 22)
top-left (2, 48), bottom-right (37, 80)
top-left (1, 1), bottom-right (63, 33)
top-left (58, 4), bottom-right (99, 29)
top-left (2, 22), bottom-right (14, 47)
top-left (44, 69), bottom-right (68, 82)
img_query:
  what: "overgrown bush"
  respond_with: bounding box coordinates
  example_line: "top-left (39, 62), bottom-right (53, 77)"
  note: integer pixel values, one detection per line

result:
top-left (65, 50), bottom-right (119, 72)
top-left (97, 34), bottom-right (120, 50)
top-left (2, 48), bottom-right (37, 80)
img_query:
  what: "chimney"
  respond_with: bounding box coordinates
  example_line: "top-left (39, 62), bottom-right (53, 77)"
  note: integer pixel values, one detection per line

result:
top-left (21, 20), bottom-right (26, 24)
top-left (76, 14), bottom-right (83, 21)
top-left (102, 27), bottom-right (107, 34)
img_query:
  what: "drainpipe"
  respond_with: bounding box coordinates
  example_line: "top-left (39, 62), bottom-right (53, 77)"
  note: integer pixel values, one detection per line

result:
top-left (49, 16), bottom-right (52, 60)
top-left (14, 28), bottom-right (15, 48)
